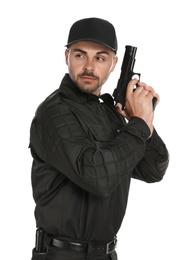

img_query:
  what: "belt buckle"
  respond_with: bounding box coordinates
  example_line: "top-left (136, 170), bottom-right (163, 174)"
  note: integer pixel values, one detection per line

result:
top-left (106, 238), bottom-right (117, 254)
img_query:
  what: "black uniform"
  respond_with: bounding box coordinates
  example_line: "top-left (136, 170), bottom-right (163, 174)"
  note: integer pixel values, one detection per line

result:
top-left (30, 74), bottom-right (169, 259)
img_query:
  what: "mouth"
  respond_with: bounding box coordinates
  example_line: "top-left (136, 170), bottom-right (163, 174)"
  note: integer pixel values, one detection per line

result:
top-left (80, 76), bottom-right (96, 81)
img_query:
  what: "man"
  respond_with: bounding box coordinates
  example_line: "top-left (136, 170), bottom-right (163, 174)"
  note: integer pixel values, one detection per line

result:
top-left (29, 17), bottom-right (169, 260)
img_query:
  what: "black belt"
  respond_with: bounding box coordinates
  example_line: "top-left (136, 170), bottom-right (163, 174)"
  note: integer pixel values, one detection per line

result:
top-left (51, 237), bottom-right (117, 255)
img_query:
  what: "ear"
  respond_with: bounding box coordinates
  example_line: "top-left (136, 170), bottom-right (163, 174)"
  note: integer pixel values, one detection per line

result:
top-left (65, 49), bottom-right (69, 65)
top-left (111, 56), bottom-right (118, 72)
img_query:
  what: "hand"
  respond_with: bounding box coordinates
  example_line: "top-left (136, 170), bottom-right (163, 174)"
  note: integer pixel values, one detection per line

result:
top-left (116, 78), bottom-right (159, 136)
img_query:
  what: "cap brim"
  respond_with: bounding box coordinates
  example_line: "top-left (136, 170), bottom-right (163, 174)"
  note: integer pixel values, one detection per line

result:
top-left (65, 39), bottom-right (116, 52)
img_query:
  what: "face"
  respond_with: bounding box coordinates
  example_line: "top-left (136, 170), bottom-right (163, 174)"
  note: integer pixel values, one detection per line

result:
top-left (65, 41), bottom-right (118, 96)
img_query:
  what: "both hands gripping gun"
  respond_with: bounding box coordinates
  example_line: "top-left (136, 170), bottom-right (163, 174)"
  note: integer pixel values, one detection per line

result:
top-left (113, 45), bottom-right (157, 110)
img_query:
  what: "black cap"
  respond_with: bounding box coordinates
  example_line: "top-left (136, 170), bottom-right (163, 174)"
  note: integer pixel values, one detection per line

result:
top-left (66, 17), bottom-right (118, 53)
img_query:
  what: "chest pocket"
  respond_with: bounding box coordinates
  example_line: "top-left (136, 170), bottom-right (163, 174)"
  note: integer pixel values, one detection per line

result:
top-left (69, 102), bottom-right (116, 142)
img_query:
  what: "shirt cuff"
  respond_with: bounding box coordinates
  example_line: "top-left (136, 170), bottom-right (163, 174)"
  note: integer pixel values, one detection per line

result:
top-left (121, 116), bottom-right (151, 142)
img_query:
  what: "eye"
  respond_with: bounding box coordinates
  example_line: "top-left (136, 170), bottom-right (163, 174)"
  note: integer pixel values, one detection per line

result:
top-left (75, 53), bottom-right (85, 59)
top-left (96, 56), bottom-right (105, 62)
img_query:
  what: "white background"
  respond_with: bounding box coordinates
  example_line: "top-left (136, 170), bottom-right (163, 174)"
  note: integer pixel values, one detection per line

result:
top-left (0, 0), bottom-right (195, 259)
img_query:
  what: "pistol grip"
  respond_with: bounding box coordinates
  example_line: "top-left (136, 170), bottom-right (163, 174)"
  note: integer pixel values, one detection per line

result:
top-left (152, 97), bottom-right (157, 111)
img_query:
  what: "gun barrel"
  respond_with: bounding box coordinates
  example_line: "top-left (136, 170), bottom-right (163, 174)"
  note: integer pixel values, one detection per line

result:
top-left (113, 45), bottom-right (138, 107)
top-left (113, 45), bottom-right (157, 111)
top-left (121, 46), bottom-right (137, 77)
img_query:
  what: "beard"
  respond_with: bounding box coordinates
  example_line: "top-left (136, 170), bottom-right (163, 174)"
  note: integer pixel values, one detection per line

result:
top-left (70, 70), bottom-right (102, 95)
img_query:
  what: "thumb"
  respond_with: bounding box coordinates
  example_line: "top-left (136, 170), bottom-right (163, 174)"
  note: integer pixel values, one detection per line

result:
top-left (116, 103), bottom-right (130, 119)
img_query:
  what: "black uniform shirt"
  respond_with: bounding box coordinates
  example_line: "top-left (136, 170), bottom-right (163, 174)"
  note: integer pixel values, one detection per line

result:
top-left (30, 74), bottom-right (169, 243)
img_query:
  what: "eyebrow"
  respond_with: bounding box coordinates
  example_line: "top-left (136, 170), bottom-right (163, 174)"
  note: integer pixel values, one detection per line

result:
top-left (73, 48), bottom-right (110, 56)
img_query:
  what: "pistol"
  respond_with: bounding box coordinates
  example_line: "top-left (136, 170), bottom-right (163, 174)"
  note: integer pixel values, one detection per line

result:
top-left (113, 45), bottom-right (157, 110)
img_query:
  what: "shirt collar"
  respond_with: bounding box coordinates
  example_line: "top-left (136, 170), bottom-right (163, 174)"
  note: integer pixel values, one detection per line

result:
top-left (59, 73), bottom-right (100, 103)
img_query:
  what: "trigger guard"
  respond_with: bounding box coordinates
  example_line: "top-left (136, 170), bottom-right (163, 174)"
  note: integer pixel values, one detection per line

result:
top-left (131, 73), bottom-right (141, 81)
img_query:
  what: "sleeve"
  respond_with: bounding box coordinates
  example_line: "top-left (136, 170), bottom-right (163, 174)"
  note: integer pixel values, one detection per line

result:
top-left (132, 128), bottom-right (169, 182)
top-left (30, 104), bottom-right (169, 197)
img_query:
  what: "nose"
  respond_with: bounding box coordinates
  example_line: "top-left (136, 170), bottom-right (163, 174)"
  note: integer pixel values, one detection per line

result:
top-left (83, 58), bottom-right (94, 71)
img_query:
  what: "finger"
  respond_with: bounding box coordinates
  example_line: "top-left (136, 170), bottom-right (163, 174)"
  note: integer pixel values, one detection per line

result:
top-left (137, 81), bottom-right (147, 88)
top-left (116, 103), bottom-right (129, 118)
top-left (141, 84), bottom-right (160, 102)
top-left (116, 102), bottom-right (123, 111)
top-left (136, 87), bottom-right (150, 97)
top-left (126, 78), bottom-right (139, 95)
top-left (146, 88), bottom-right (160, 103)
top-left (154, 93), bottom-right (160, 103)
top-left (143, 85), bottom-right (155, 93)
